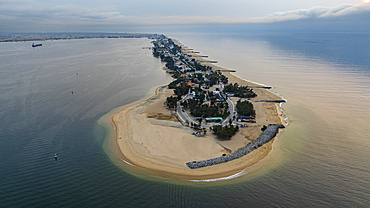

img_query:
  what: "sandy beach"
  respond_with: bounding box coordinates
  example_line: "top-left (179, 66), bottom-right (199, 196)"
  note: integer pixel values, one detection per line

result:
top-left (112, 41), bottom-right (287, 180)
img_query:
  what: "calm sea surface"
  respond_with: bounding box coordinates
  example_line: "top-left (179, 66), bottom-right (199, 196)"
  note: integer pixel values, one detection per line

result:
top-left (1, 32), bottom-right (370, 207)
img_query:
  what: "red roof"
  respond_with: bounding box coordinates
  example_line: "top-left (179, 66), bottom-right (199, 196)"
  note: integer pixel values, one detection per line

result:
top-left (185, 82), bottom-right (199, 88)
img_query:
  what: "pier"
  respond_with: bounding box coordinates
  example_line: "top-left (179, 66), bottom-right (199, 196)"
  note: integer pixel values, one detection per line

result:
top-left (256, 100), bottom-right (286, 103)
top-left (190, 55), bottom-right (209, 58)
top-left (199, 60), bottom-right (218, 63)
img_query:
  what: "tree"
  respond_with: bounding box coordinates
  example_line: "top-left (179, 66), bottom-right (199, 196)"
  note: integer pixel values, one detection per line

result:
top-left (220, 75), bottom-right (228, 84)
top-left (236, 100), bottom-right (255, 117)
top-left (203, 128), bottom-right (207, 134)
top-left (224, 83), bottom-right (256, 98)
top-left (261, 125), bottom-right (267, 131)
top-left (182, 100), bottom-right (188, 108)
top-left (166, 96), bottom-right (178, 109)
top-left (211, 125), bottom-right (239, 140)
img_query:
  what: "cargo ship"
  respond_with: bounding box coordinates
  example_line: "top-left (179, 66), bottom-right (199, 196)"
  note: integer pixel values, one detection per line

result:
top-left (32, 43), bottom-right (42, 47)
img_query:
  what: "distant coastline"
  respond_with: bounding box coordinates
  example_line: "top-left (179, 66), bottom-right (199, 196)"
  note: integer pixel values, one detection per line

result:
top-left (112, 35), bottom-right (287, 180)
top-left (0, 33), bottom-right (164, 43)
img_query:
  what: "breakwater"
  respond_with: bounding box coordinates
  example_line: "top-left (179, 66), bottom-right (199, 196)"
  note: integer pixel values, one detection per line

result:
top-left (186, 124), bottom-right (285, 169)
top-left (257, 100), bottom-right (286, 103)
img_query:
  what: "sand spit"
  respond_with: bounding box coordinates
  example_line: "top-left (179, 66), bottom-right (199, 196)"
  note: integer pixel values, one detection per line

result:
top-left (112, 40), bottom-right (287, 180)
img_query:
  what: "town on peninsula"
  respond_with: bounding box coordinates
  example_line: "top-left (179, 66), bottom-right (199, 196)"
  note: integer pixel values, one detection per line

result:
top-left (1, 32), bottom-right (288, 178)
top-left (113, 35), bottom-right (287, 178)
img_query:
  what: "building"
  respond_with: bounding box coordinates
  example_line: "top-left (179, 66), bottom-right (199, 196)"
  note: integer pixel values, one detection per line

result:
top-left (186, 82), bottom-right (199, 88)
top-left (237, 116), bottom-right (251, 122)
top-left (205, 117), bottom-right (223, 123)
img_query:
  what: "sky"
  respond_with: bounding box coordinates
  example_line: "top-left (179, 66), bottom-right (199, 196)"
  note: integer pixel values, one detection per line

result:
top-left (0, 0), bottom-right (369, 33)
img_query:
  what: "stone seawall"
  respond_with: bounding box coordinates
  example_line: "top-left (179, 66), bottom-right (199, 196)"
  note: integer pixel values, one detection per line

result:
top-left (186, 124), bottom-right (285, 169)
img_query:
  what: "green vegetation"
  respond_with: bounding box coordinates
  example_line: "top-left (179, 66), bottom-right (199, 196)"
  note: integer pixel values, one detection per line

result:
top-left (163, 57), bottom-right (175, 70)
top-left (166, 96), bottom-right (179, 109)
top-left (193, 61), bottom-right (212, 72)
top-left (152, 37), bottom-right (246, 141)
top-left (261, 125), bottom-right (267, 131)
top-left (190, 102), bottom-right (229, 118)
top-left (153, 49), bottom-right (160, 58)
top-left (167, 39), bottom-right (181, 54)
top-left (168, 79), bottom-right (182, 89)
top-left (236, 100), bottom-right (256, 117)
top-left (211, 124), bottom-right (239, 140)
top-left (224, 83), bottom-right (256, 98)
top-left (205, 71), bottom-right (228, 86)
top-left (168, 79), bottom-right (191, 98)
top-left (174, 84), bottom-right (190, 97)
top-left (181, 90), bottom-right (229, 118)
top-left (220, 74), bottom-right (228, 84)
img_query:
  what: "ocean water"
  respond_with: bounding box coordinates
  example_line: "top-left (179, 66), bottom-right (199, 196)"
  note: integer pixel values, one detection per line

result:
top-left (1, 32), bottom-right (370, 207)
top-left (171, 31), bottom-right (370, 206)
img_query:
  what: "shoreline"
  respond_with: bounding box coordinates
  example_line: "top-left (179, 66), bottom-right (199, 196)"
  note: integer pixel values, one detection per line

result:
top-left (111, 40), bottom-right (288, 180)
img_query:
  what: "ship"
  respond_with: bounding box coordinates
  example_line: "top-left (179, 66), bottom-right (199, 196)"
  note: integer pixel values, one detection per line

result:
top-left (32, 43), bottom-right (42, 47)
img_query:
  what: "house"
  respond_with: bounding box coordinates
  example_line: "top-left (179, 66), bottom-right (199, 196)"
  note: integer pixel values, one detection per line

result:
top-left (213, 91), bottom-right (220, 95)
top-left (186, 82), bottom-right (199, 88)
top-left (203, 94), bottom-right (210, 101)
top-left (216, 97), bottom-right (225, 102)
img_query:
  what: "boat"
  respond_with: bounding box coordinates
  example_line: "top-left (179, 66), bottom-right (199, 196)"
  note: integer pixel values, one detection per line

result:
top-left (32, 43), bottom-right (42, 47)
top-left (55, 154), bottom-right (57, 160)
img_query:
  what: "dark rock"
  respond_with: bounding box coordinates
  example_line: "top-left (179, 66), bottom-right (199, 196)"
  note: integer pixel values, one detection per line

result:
top-left (186, 124), bottom-right (284, 169)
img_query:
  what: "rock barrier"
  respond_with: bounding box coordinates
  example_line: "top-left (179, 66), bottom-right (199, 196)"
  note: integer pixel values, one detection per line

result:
top-left (186, 124), bottom-right (285, 169)
top-left (257, 100), bottom-right (286, 103)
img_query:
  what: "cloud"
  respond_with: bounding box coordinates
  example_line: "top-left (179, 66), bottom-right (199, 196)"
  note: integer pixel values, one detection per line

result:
top-left (0, 0), bottom-right (369, 32)
top-left (117, 3), bottom-right (370, 26)
top-left (0, 0), bottom-right (118, 22)
top-left (248, 3), bottom-right (370, 23)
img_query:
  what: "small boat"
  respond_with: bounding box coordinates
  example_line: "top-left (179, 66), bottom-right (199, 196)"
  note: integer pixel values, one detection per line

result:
top-left (55, 154), bottom-right (57, 160)
top-left (32, 43), bottom-right (42, 47)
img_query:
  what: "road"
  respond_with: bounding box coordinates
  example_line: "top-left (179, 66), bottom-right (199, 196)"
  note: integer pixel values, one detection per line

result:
top-left (221, 96), bottom-right (236, 126)
top-left (176, 83), bottom-right (236, 129)
top-left (176, 101), bottom-right (198, 126)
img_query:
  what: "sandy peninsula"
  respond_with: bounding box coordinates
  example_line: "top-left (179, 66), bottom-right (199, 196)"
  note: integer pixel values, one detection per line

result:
top-left (112, 40), bottom-right (287, 180)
